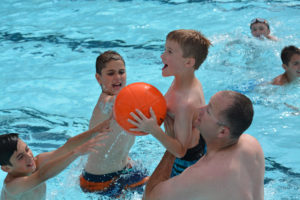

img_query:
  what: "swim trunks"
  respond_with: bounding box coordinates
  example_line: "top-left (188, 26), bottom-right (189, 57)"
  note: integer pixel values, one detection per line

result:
top-left (171, 135), bottom-right (206, 177)
top-left (80, 164), bottom-right (149, 197)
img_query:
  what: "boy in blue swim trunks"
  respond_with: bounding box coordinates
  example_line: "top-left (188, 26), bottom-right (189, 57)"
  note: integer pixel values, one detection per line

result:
top-left (80, 162), bottom-right (148, 196)
top-left (80, 51), bottom-right (149, 197)
top-left (128, 29), bottom-right (211, 177)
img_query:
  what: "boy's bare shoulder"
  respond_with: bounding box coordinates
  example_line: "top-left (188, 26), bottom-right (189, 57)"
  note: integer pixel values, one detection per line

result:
top-left (89, 95), bottom-right (115, 129)
top-left (174, 87), bottom-right (204, 113)
top-left (271, 74), bottom-right (286, 85)
top-left (190, 84), bottom-right (205, 106)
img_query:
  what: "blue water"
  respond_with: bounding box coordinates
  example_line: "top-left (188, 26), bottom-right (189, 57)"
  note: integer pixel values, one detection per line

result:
top-left (0, 0), bottom-right (300, 199)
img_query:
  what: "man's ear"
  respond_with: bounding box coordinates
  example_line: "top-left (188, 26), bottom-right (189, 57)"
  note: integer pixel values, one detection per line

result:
top-left (185, 57), bottom-right (196, 69)
top-left (218, 126), bottom-right (230, 139)
top-left (1, 165), bottom-right (12, 173)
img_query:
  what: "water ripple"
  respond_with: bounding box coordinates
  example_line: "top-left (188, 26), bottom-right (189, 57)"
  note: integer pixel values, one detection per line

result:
top-left (0, 31), bottom-right (164, 52)
top-left (0, 107), bottom-right (89, 151)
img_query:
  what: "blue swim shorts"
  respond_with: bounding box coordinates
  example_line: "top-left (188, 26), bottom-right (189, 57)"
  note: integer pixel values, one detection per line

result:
top-left (80, 164), bottom-right (149, 197)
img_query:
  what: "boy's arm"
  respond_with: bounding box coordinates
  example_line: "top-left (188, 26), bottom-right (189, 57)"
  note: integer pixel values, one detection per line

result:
top-left (36, 119), bottom-right (110, 167)
top-left (144, 150), bottom-right (175, 199)
top-left (129, 106), bottom-right (193, 158)
top-left (266, 35), bottom-right (278, 41)
top-left (284, 102), bottom-right (300, 112)
top-left (6, 134), bottom-right (105, 195)
top-left (172, 104), bottom-right (194, 156)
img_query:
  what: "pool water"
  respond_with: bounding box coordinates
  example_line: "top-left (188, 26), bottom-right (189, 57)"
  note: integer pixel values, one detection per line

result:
top-left (0, 0), bottom-right (299, 199)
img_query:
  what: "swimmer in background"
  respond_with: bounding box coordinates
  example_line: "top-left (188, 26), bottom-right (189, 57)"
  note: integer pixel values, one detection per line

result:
top-left (0, 122), bottom-right (109, 200)
top-left (250, 18), bottom-right (277, 41)
top-left (80, 51), bottom-right (149, 197)
top-left (272, 45), bottom-right (300, 85)
top-left (128, 29), bottom-right (211, 177)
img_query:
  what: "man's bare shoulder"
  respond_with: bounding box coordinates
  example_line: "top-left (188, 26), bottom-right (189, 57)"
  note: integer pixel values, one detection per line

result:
top-left (237, 134), bottom-right (264, 168)
top-left (238, 134), bottom-right (263, 154)
top-left (194, 135), bottom-right (263, 174)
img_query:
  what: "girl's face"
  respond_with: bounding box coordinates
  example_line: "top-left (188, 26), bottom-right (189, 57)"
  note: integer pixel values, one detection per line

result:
top-left (251, 23), bottom-right (270, 38)
top-left (96, 60), bottom-right (126, 95)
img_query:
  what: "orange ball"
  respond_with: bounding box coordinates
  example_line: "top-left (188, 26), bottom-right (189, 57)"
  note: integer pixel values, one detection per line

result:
top-left (113, 82), bottom-right (167, 136)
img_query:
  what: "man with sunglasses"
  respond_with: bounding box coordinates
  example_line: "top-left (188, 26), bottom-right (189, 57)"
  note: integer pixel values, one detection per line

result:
top-left (250, 18), bottom-right (277, 41)
top-left (143, 90), bottom-right (265, 200)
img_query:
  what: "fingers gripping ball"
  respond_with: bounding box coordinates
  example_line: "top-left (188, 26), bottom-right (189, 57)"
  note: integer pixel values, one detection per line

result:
top-left (113, 82), bottom-right (167, 136)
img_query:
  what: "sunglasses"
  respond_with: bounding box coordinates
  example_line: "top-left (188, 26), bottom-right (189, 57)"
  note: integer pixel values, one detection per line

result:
top-left (250, 18), bottom-right (270, 28)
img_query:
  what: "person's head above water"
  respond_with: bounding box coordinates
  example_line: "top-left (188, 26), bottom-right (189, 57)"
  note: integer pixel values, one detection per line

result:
top-left (272, 45), bottom-right (300, 85)
top-left (165, 29), bottom-right (211, 70)
top-left (250, 18), bottom-right (277, 41)
top-left (250, 18), bottom-right (270, 37)
top-left (95, 50), bottom-right (126, 96)
top-left (0, 133), bottom-right (37, 176)
top-left (95, 50), bottom-right (125, 75)
top-left (281, 45), bottom-right (300, 67)
top-left (0, 133), bottom-right (20, 166)
top-left (194, 90), bottom-right (254, 143)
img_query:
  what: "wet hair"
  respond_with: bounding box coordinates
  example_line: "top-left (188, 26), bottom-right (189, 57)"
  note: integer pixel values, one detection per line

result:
top-left (281, 45), bottom-right (300, 66)
top-left (250, 18), bottom-right (270, 30)
top-left (166, 29), bottom-right (211, 70)
top-left (220, 91), bottom-right (254, 139)
top-left (0, 133), bottom-right (19, 166)
top-left (95, 51), bottom-right (125, 75)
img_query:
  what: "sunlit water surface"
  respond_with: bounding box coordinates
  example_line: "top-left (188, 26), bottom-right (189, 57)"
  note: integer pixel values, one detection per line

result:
top-left (0, 0), bottom-right (299, 199)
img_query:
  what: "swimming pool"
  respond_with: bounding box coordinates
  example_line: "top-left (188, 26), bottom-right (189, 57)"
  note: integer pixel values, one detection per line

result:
top-left (0, 0), bottom-right (299, 199)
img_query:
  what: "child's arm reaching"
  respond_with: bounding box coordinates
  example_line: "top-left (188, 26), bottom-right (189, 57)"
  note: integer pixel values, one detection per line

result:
top-left (128, 106), bottom-right (193, 158)
top-left (5, 133), bottom-right (107, 196)
top-left (36, 118), bottom-right (110, 169)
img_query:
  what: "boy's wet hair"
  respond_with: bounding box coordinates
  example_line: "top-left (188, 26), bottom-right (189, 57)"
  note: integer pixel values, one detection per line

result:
top-left (96, 51), bottom-right (125, 75)
top-left (166, 29), bottom-right (211, 70)
top-left (0, 133), bottom-right (19, 166)
top-left (250, 18), bottom-right (270, 30)
top-left (281, 45), bottom-right (300, 65)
